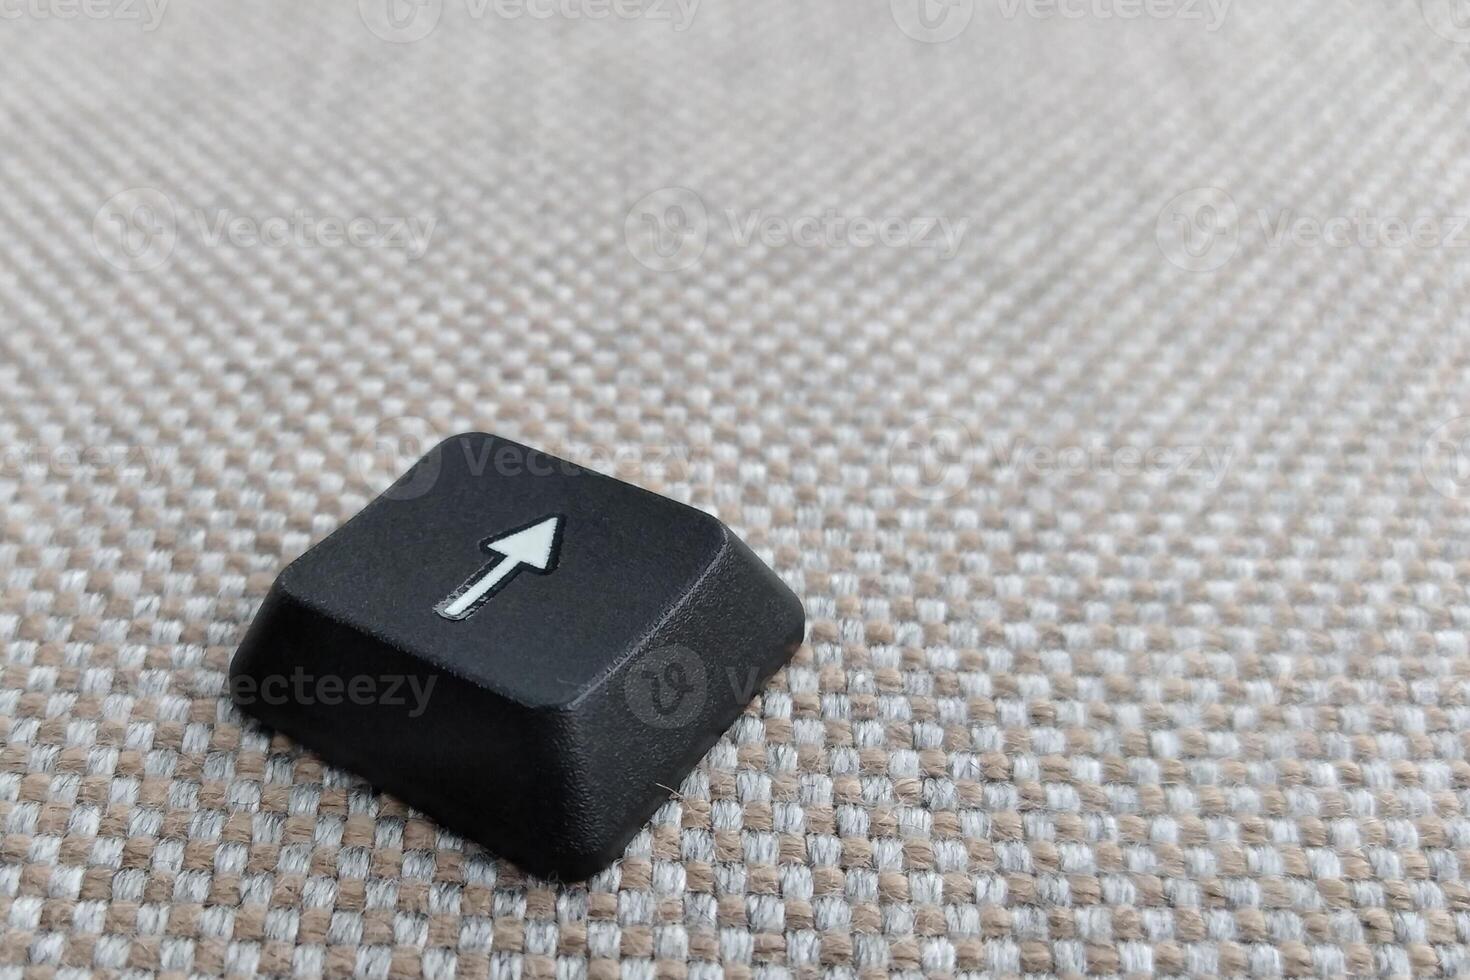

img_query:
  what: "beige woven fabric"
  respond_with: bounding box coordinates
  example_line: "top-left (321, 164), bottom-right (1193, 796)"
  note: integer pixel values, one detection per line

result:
top-left (5, 0), bottom-right (1470, 976)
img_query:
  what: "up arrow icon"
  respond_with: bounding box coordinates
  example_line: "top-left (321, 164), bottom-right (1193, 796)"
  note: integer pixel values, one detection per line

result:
top-left (436, 515), bottom-right (564, 621)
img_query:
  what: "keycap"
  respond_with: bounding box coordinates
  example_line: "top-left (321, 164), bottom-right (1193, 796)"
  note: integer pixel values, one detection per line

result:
top-left (229, 432), bottom-right (805, 880)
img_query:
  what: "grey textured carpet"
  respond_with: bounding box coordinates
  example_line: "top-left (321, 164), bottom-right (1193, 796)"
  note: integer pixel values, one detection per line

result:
top-left (4, 0), bottom-right (1470, 976)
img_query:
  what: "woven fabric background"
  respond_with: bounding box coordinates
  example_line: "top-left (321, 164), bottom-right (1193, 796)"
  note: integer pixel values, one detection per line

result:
top-left (5, 1), bottom-right (1470, 976)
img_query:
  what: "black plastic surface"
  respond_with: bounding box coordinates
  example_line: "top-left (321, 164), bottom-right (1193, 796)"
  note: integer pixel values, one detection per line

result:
top-left (229, 432), bottom-right (806, 880)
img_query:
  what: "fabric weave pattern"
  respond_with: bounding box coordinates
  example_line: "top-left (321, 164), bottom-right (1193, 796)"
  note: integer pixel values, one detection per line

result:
top-left (3, 1), bottom-right (1470, 976)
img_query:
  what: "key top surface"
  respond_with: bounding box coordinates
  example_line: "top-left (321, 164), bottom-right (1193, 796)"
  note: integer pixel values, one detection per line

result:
top-left (230, 432), bottom-right (805, 880)
top-left (275, 436), bottom-right (728, 706)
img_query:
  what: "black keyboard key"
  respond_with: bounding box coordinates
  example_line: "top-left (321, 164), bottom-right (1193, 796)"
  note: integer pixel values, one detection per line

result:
top-left (229, 432), bottom-right (805, 880)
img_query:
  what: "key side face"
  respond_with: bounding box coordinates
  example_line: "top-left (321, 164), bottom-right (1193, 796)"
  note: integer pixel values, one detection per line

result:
top-left (280, 433), bottom-right (726, 708)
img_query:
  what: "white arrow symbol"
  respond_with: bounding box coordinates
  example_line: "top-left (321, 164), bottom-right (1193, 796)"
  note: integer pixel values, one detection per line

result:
top-left (435, 515), bottom-right (564, 621)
